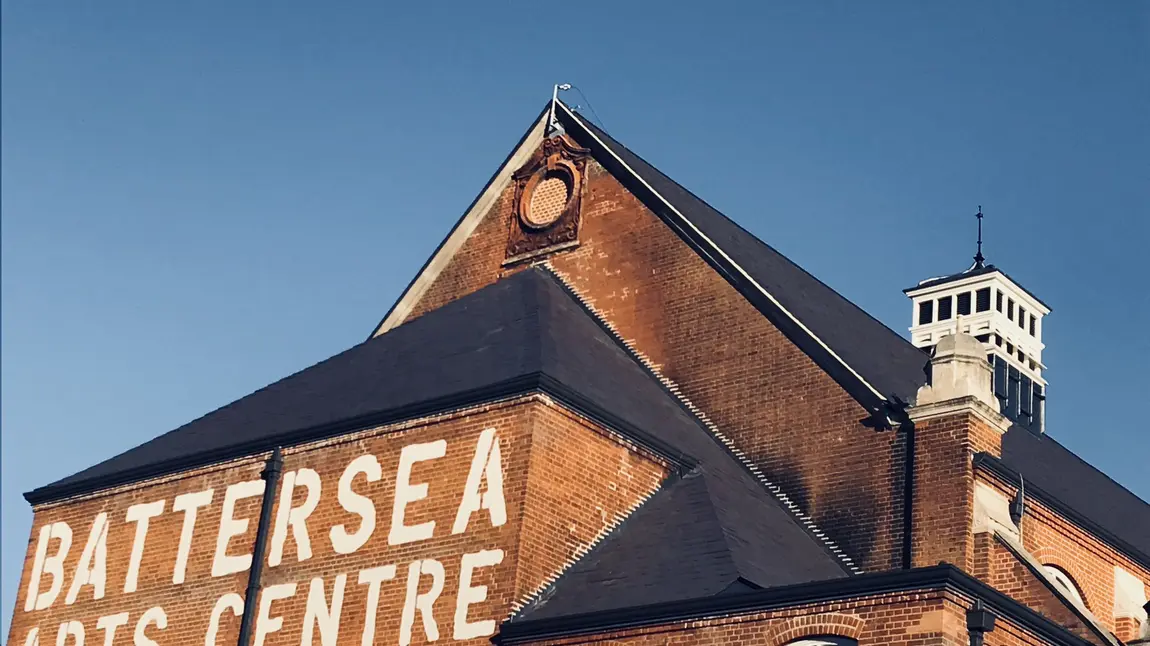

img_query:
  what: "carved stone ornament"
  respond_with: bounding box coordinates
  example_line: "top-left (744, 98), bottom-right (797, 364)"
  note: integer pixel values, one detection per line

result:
top-left (504, 134), bottom-right (590, 264)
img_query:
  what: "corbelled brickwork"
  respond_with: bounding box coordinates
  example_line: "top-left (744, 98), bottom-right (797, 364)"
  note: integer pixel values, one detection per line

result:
top-left (8, 396), bottom-right (666, 646)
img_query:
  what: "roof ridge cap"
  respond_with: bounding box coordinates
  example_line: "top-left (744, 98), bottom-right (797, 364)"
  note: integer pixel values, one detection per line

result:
top-left (694, 471), bottom-right (767, 588)
top-left (540, 261), bottom-right (861, 575)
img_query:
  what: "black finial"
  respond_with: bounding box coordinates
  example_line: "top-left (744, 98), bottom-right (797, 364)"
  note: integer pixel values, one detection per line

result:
top-left (973, 206), bottom-right (986, 269)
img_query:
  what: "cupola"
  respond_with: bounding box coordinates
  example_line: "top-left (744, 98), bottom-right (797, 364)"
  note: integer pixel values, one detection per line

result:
top-left (905, 209), bottom-right (1050, 433)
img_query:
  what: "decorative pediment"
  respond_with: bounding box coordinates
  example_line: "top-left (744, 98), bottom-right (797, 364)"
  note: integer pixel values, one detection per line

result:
top-left (504, 135), bottom-right (591, 264)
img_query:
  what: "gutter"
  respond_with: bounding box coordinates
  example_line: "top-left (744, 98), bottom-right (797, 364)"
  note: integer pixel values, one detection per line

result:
top-left (27, 373), bottom-right (697, 505)
top-left (236, 447), bottom-right (283, 646)
top-left (494, 564), bottom-right (1094, 646)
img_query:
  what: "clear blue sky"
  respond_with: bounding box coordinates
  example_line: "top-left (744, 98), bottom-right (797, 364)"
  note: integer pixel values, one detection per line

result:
top-left (3, 1), bottom-right (1147, 630)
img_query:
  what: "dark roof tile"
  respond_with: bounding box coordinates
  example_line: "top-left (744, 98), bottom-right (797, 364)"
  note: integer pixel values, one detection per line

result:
top-left (1001, 428), bottom-right (1150, 559)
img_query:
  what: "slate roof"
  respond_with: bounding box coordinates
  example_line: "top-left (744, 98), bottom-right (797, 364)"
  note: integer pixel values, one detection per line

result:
top-left (30, 265), bottom-right (849, 616)
top-left (29, 267), bottom-right (692, 500)
top-left (516, 457), bottom-right (850, 620)
top-left (999, 428), bottom-right (1150, 561)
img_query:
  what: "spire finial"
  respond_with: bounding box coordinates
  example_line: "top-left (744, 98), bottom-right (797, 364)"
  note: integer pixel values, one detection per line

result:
top-left (973, 206), bottom-right (986, 269)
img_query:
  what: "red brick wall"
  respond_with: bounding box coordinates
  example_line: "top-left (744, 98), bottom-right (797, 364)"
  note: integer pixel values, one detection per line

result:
top-left (910, 411), bottom-right (1005, 572)
top-left (976, 470), bottom-right (1150, 640)
top-left (387, 135), bottom-right (1150, 640)
top-left (8, 396), bottom-right (667, 646)
top-left (980, 539), bottom-right (1106, 644)
top-left (401, 153), bottom-right (907, 573)
top-left (511, 403), bottom-right (670, 610)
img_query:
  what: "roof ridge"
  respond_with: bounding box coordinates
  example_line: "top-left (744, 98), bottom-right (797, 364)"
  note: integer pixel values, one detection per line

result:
top-left (565, 105), bottom-right (923, 389)
top-left (540, 261), bottom-right (862, 575)
top-left (694, 471), bottom-right (765, 587)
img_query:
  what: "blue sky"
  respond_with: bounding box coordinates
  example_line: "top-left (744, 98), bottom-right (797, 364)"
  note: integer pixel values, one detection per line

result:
top-left (2, 1), bottom-right (1147, 631)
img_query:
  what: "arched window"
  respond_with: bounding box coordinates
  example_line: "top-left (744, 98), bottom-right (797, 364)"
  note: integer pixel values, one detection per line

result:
top-left (1043, 564), bottom-right (1086, 607)
top-left (787, 639), bottom-right (857, 646)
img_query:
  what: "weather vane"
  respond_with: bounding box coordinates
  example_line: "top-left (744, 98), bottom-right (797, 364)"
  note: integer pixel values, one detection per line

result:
top-left (973, 206), bottom-right (986, 269)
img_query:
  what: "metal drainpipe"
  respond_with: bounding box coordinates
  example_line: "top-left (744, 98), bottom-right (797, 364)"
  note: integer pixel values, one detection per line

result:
top-left (901, 416), bottom-right (917, 570)
top-left (236, 447), bottom-right (284, 646)
top-left (966, 599), bottom-right (996, 646)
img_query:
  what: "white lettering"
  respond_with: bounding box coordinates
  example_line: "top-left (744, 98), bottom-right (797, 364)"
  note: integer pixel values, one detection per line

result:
top-left (172, 489), bottom-right (214, 584)
top-left (133, 607), bottom-right (166, 646)
top-left (399, 559), bottom-right (444, 646)
top-left (96, 612), bottom-right (129, 646)
top-left (389, 440), bottom-right (446, 545)
top-left (330, 455), bottom-right (381, 554)
top-left (23, 627), bottom-right (39, 646)
top-left (212, 479), bottom-right (264, 577)
top-left (66, 513), bottom-right (109, 604)
top-left (453, 549), bottom-right (504, 639)
top-left (254, 582), bottom-right (297, 646)
top-left (452, 428), bottom-right (507, 534)
top-left (301, 574), bottom-right (345, 646)
top-left (269, 469), bottom-right (321, 567)
top-left (25, 522), bottom-right (72, 611)
top-left (204, 593), bottom-right (243, 646)
top-left (55, 621), bottom-right (83, 646)
top-left (357, 565), bottom-right (396, 646)
top-left (124, 500), bottom-right (166, 593)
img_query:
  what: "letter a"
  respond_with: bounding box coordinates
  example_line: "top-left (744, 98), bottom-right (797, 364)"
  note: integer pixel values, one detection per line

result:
top-left (452, 428), bottom-right (506, 534)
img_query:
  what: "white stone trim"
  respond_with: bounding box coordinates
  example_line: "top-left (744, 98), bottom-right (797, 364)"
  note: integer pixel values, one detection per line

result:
top-left (907, 395), bottom-right (1012, 434)
top-left (973, 481), bottom-right (1019, 539)
top-left (1115, 566), bottom-right (1149, 624)
top-left (906, 270), bottom-right (1050, 317)
top-left (906, 270), bottom-right (1048, 384)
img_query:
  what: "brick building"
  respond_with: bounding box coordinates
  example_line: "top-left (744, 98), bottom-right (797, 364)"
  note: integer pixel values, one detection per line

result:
top-left (9, 99), bottom-right (1149, 646)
